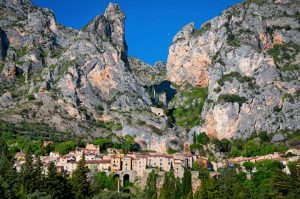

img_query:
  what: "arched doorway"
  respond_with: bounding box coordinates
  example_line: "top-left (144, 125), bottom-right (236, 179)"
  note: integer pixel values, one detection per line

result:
top-left (123, 174), bottom-right (130, 183)
top-left (122, 174), bottom-right (130, 192)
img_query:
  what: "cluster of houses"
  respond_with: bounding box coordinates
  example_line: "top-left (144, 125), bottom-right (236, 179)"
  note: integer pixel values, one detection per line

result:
top-left (14, 142), bottom-right (206, 179)
top-left (14, 141), bottom-right (300, 187)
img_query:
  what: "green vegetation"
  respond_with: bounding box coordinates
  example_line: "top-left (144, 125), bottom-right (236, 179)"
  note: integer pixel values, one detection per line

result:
top-left (195, 160), bottom-right (300, 199)
top-left (70, 155), bottom-right (91, 198)
top-left (52, 46), bottom-right (66, 59)
top-left (167, 147), bottom-right (177, 154)
top-left (273, 105), bottom-right (282, 112)
top-left (227, 33), bottom-right (241, 47)
top-left (172, 85), bottom-right (208, 129)
top-left (213, 87), bottom-right (221, 93)
top-left (26, 93), bottom-right (35, 101)
top-left (268, 42), bottom-right (300, 71)
top-left (192, 22), bottom-right (211, 37)
top-left (217, 71), bottom-right (257, 89)
top-left (54, 141), bottom-right (77, 155)
top-left (94, 120), bottom-right (122, 131)
top-left (218, 94), bottom-right (246, 106)
top-left (0, 120), bottom-right (70, 142)
top-left (229, 132), bottom-right (289, 157)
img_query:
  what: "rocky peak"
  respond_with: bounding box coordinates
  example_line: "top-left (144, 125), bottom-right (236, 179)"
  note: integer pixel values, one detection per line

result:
top-left (83, 3), bottom-right (127, 60)
top-left (172, 22), bottom-right (195, 43)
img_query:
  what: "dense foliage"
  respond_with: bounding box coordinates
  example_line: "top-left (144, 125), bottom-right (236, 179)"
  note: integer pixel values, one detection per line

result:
top-left (172, 85), bottom-right (208, 129)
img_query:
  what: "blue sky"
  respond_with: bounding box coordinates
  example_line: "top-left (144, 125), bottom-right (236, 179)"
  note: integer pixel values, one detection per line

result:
top-left (33, 0), bottom-right (242, 65)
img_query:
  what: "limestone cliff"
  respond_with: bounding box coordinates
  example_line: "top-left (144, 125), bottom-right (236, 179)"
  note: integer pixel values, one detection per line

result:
top-left (0, 0), bottom-right (299, 152)
top-left (167, 0), bottom-right (300, 139)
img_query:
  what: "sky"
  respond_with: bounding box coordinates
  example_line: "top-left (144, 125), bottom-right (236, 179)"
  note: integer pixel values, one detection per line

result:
top-left (32, 0), bottom-right (243, 65)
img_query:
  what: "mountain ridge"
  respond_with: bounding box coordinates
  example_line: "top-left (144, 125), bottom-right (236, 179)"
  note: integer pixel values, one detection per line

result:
top-left (0, 0), bottom-right (299, 152)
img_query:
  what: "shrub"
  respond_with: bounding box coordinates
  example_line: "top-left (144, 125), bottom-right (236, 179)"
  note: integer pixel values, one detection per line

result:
top-left (192, 22), bottom-right (211, 37)
top-left (213, 87), bottom-right (221, 93)
top-left (218, 94), bottom-right (246, 106)
top-left (273, 105), bottom-right (282, 112)
top-left (167, 147), bottom-right (177, 154)
top-left (268, 43), bottom-right (300, 68)
top-left (217, 72), bottom-right (256, 89)
top-left (95, 120), bottom-right (122, 131)
top-left (227, 33), bottom-right (240, 47)
top-left (26, 93), bottom-right (35, 101)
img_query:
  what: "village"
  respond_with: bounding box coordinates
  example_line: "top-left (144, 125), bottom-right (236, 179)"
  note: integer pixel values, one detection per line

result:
top-left (13, 140), bottom-right (300, 191)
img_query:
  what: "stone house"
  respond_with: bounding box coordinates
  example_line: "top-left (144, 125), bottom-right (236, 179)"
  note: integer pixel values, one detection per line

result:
top-left (111, 155), bottom-right (122, 171)
top-left (123, 156), bottom-right (132, 171)
top-left (86, 159), bottom-right (111, 173)
top-left (132, 156), bottom-right (147, 176)
top-left (147, 154), bottom-right (173, 171)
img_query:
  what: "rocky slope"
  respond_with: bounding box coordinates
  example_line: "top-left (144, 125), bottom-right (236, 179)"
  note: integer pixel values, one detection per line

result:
top-left (0, 0), bottom-right (299, 152)
top-left (0, 0), bottom-right (179, 151)
top-left (167, 0), bottom-right (300, 139)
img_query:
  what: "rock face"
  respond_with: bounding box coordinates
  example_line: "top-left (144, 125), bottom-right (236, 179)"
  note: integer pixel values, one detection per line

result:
top-left (0, 0), bottom-right (299, 151)
top-left (167, 0), bottom-right (300, 139)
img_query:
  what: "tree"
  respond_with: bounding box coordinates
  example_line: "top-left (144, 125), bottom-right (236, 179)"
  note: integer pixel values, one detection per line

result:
top-left (92, 172), bottom-right (108, 193)
top-left (159, 168), bottom-right (176, 199)
top-left (33, 157), bottom-right (45, 191)
top-left (197, 133), bottom-right (209, 145)
top-left (19, 149), bottom-right (36, 194)
top-left (0, 146), bottom-right (19, 198)
top-left (182, 167), bottom-right (192, 196)
top-left (55, 141), bottom-right (77, 156)
top-left (70, 154), bottom-right (90, 199)
top-left (144, 169), bottom-right (158, 199)
top-left (45, 162), bottom-right (72, 199)
top-left (243, 161), bottom-right (255, 173)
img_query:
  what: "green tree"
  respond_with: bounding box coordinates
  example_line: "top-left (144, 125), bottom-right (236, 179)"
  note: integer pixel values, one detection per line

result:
top-left (243, 161), bottom-right (255, 173)
top-left (182, 167), bottom-right (192, 196)
top-left (197, 133), bottom-right (209, 145)
top-left (45, 162), bottom-right (72, 199)
top-left (92, 172), bottom-right (108, 193)
top-left (19, 150), bottom-right (36, 194)
top-left (0, 145), bottom-right (19, 198)
top-left (159, 168), bottom-right (176, 199)
top-left (144, 169), bottom-right (158, 199)
top-left (33, 157), bottom-right (45, 191)
top-left (70, 154), bottom-right (90, 199)
top-left (174, 177), bottom-right (182, 199)
top-left (55, 141), bottom-right (77, 156)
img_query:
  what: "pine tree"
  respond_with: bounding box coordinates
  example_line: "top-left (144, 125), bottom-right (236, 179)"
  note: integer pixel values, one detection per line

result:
top-left (175, 177), bottom-right (183, 199)
top-left (33, 157), bottom-right (45, 191)
top-left (19, 149), bottom-right (36, 194)
top-left (182, 167), bottom-right (192, 196)
top-left (159, 167), bottom-right (176, 199)
top-left (70, 154), bottom-right (90, 199)
top-left (144, 169), bottom-right (158, 199)
top-left (0, 147), bottom-right (19, 198)
top-left (45, 161), bottom-right (72, 199)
